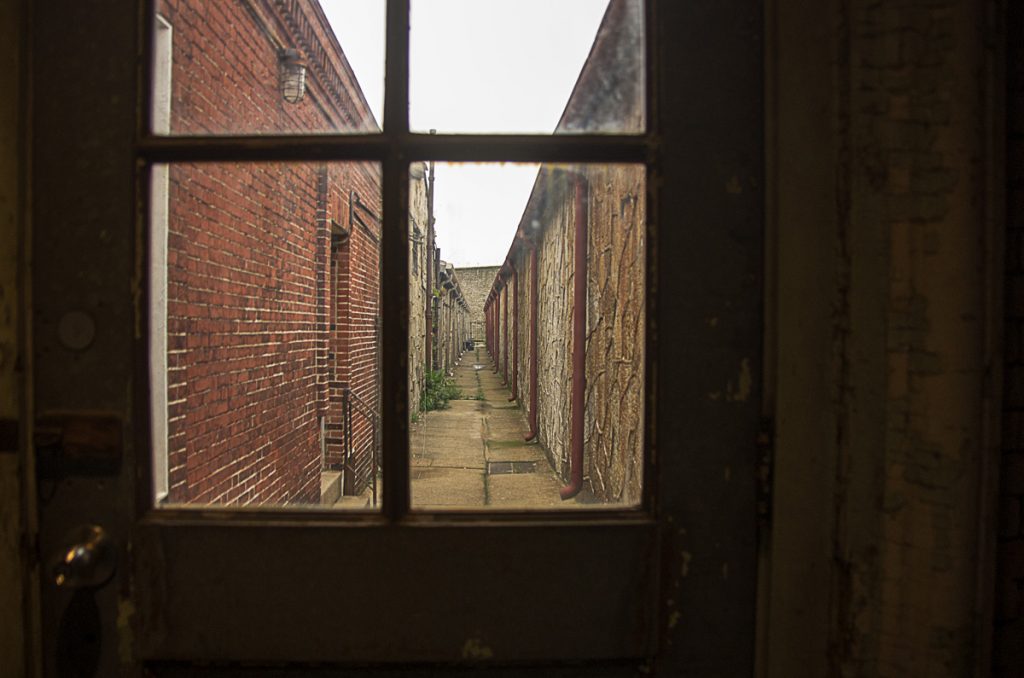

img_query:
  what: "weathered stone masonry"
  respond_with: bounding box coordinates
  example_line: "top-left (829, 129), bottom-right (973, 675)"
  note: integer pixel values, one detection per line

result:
top-left (484, 0), bottom-right (645, 504)
top-left (457, 265), bottom-right (501, 344)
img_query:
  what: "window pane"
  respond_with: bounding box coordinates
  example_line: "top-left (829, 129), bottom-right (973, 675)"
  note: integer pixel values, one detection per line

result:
top-left (151, 1), bottom-right (384, 135)
top-left (410, 0), bottom-right (644, 135)
top-left (409, 162), bottom-right (645, 510)
top-left (151, 162), bottom-right (382, 509)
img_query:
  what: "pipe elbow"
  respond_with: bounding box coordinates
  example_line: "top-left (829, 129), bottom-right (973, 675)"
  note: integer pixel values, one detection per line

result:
top-left (559, 480), bottom-right (582, 501)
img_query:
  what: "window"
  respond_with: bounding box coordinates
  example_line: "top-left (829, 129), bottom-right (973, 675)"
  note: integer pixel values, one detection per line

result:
top-left (149, 0), bottom-right (647, 511)
top-left (31, 0), bottom-right (765, 672)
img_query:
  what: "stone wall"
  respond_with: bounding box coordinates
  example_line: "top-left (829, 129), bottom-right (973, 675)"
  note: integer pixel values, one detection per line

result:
top-left (456, 265), bottom-right (500, 343)
top-left (435, 263), bottom-right (470, 376)
top-left (500, 166), bottom-right (644, 504)
top-left (408, 166), bottom-right (429, 418)
top-left (582, 164), bottom-right (645, 503)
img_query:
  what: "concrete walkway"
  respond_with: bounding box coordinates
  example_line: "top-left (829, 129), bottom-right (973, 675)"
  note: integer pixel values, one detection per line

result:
top-left (410, 348), bottom-right (565, 509)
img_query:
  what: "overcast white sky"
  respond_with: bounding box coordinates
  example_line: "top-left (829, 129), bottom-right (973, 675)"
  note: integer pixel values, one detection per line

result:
top-left (321, 0), bottom-right (609, 266)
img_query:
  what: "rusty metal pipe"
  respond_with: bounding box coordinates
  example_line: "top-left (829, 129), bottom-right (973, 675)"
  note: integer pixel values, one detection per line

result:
top-left (493, 291), bottom-right (501, 373)
top-left (561, 176), bottom-right (588, 500)
top-left (508, 263), bottom-right (519, 402)
top-left (525, 245), bottom-right (540, 441)
top-left (502, 281), bottom-right (509, 385)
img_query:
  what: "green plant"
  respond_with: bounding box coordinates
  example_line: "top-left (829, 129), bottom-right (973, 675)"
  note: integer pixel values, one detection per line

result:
top-left (419, 370), bottom-right (461, 412)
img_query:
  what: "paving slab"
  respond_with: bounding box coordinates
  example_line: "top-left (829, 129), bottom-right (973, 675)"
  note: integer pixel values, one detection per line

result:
top-left (411, 467), bottom-right (485, 507)
top-left (487, 472), bottom-right (565, 508)
top-left (408, 347), bottom-right (569, 509)
top-left (485, 440), bottom-right (547, 463)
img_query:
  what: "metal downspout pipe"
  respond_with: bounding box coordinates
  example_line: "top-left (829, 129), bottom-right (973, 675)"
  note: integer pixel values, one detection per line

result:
top-left (561, 175), bottom-right (588, 500)
top-left (493, 292), bottom-right (501, 374)
top-left (525, 245), bottom-right (540, 442)
top-left (508, 263), bottom-right (519, 402)
top-left (502, 278), bottom-right (509, 385)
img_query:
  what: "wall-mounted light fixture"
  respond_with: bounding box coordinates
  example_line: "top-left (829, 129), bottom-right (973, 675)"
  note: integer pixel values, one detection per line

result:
top-left (278, 48), bottom-right (307, 104)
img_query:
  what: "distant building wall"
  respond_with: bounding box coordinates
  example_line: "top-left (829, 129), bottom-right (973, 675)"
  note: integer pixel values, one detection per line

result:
top-left (435, 263), bottom-right (470, 376)
top-left (456, 266), bottom-right (500, 343)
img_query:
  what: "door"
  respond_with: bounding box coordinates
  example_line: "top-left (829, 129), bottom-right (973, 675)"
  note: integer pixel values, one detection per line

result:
top-left (30, 0), bottom-right (764, 675)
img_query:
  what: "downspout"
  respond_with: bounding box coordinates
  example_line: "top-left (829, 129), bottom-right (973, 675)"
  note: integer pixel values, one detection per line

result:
top-left (425, 161), bottom-right (435, 375)
top-left (508, 262), bottom-right (519, 402)
top-left (493, 289), bottom-right (500, 374)
top-left (502, 278), bottom-right (509, 385)
top-left (561, 175), bottom-right (588, 500)
top-left (525, 245), bottom-right (540, 442)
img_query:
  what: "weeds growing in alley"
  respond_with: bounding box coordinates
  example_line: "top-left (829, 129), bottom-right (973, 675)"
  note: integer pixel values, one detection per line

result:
top-left (420, 370), bottom-right (461, 411)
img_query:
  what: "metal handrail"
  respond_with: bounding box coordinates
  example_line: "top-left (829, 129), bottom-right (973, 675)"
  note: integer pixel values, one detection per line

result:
top-left (341, 385), bottom-right (380, 506)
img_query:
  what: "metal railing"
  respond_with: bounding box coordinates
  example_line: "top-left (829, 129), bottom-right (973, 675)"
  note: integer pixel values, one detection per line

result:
top-left (341, 385), bottom-right (380, 506)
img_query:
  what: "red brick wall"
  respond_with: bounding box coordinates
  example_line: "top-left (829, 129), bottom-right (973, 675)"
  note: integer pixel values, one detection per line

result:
top-left (325, 166), bottom-right (382, 492)
top-left (159, 0), bottom-right (381, 504)
top-left (996, 1), bottom-right (1024, 672)
top-left (166, 161), bottom-right (326, 504)
top-left (157, 0), bottom-right (375, 135)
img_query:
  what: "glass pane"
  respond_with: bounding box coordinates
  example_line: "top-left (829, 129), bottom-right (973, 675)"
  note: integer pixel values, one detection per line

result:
top-left (410, 0), bottom-right (644, 134)
top-left (151, 1), bottom-right (384, 135)
top-left (409, 162), bottom-right (645, 510)
top-left (151, 162), bottom-right (382, 509)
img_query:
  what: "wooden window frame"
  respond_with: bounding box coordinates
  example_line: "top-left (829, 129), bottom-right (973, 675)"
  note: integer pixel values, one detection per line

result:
top-left (30, 0), bottom-right (764, 673)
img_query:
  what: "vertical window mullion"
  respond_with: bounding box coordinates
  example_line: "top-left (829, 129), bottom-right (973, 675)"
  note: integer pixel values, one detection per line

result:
top-left (381, 0), bottom-right (411, 521)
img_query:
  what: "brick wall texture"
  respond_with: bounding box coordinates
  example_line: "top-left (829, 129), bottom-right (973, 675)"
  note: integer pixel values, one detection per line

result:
top-left (159, 0), bottom-right (381, 503)
top-left (996, 1), bottom-right (1024, 673)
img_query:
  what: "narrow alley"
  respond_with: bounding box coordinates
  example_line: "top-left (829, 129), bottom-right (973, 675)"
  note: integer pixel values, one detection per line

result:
top-left (410, 348), bottom-right (565, 509)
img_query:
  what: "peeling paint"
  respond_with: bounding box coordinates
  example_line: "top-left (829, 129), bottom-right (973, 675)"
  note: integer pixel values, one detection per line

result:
top-left (461, 637), bottom-right (494, 660)
top-left (680, 550), bottom-right (692, 577)
top-left (117, 598), bottom-right (135, 664)
top-left (726, 358), bottom-right (752, 402)
top-left (668, 610), bottom-right (682, 629)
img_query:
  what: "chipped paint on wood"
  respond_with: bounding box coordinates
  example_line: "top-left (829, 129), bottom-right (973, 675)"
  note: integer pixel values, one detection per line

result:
top-left (117, 598), bottom-right (134, 664)
top-left (461, 637), bottom-right (494, 660)
top-left (727, 358), bottom-right (752, 402)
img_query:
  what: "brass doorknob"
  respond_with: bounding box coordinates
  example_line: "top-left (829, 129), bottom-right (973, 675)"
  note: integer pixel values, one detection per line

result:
top-left (52, 525), bottom-right (116, 589)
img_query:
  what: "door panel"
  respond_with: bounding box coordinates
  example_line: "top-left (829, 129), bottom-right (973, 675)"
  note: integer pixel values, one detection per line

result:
top-left (136, 520), bottom-right (656, 663)
top-left (30, 0), bottom-right (763, 675)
